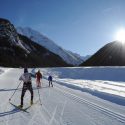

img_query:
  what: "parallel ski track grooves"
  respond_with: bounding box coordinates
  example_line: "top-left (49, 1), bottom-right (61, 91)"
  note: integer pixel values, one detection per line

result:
top-left (54, 86), bottom-right (125, 123)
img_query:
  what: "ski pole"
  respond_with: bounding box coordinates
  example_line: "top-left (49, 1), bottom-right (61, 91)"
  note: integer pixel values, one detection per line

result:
top-left (37, 87), bottom-right (42, 105)
top-left (9, 81), bottom-right (22, 101)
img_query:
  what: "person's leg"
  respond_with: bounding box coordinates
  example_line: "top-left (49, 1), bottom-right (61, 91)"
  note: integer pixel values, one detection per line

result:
top-left (37, 79), bottom-right (41, 87)
top-left (39, 80), bottom-right (41, 87)
top-left (36, 79), bottom-right (39, 87)
top-left (38, 79), bottom-right (41, 87)
top-left (21, 86), bottom-right (26, 107)
top-left (51, 81), bottom-right (53, 87)
top-left (28, 84), bottom-right (34, 104)
top-left (49, 81), bottom-right (50, 87)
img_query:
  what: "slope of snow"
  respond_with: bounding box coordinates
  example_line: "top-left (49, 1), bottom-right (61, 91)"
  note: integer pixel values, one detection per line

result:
top-left (0, 67), bottom-right (125, 125)
top-left (41, 66), bottom-right (125, 81)
top-left (17, 27), bottom-right (84, 65)
top-left (41, 67), bottom-right (125, 97)
top-left (0, 67), bottom-right (10, 75)
top-left (0, 69), bottom-right (4, 75)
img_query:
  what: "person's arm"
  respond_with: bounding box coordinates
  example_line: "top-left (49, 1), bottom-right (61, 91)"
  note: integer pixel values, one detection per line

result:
top-left (29, 74), bottom-right (32, 82)
top-left (19, 74), bottom-right (23, 81)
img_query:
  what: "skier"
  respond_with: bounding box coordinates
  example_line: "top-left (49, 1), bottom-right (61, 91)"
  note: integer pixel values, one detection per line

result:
top-left (36, 70), bottom-right (42, 88)
top-left (19, 68), bottom-right (34, 108)
top-left (48, 75), bottom-right (53, 87)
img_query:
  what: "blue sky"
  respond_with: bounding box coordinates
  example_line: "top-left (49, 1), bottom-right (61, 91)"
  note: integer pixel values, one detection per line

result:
top-left (1, 0), bottom-right (125, 56)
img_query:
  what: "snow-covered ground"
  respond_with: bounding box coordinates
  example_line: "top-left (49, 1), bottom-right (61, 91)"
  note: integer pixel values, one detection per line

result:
top-left (41, 67), bottom-right (125, 97)
top-left (0, 67), bottom-right (10, 75)
top-left (0, 67), bottom-right (125, 125)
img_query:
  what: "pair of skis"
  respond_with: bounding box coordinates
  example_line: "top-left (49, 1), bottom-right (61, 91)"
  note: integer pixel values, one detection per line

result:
top-left (9, 100), bottom-right (41, 113)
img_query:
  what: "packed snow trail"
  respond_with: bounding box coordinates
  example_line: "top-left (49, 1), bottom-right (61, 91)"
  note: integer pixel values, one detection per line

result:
top-left (0, 68), bottom-right (125, 125)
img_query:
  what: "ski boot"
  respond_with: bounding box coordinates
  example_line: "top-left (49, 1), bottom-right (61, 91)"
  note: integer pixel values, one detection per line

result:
top-left (30, 100), bottom-right (33, 105)
top-left (18, 105), bottom-right (23, 109)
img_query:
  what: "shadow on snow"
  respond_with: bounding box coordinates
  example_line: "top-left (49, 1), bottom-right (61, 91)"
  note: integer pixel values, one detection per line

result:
top-left (0, 88), bottom-right (22, 92)
top-left (0, 86), bottom-right (49, 92)
top-left (0, 108), bottom-right (21, 117)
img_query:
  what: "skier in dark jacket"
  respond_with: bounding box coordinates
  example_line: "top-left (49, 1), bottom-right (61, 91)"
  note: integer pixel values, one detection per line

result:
top-left (19, 68), bottom-right (34, 108)
top-left (48, 75), bottom-right (53, 87)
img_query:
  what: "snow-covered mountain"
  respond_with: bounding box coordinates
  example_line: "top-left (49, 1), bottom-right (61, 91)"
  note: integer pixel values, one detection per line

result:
top-left (0, 18), bottom-right (29, 52)
top-left (81, 41), bottom-right (125, 66)
top-left (0, 18), bottom-right (70, 67)
top-left (17, 27), bottom-right (85, 65)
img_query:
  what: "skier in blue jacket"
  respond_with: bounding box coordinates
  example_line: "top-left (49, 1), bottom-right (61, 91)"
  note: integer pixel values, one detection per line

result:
top-left (48, 75), bottom-right (53, 87)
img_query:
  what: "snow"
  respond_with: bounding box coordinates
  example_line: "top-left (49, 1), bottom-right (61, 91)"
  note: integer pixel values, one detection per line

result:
top-left (0, 67), bottom-right (125, 125)
top-left (41, 67), bottom-right (125, 97)
top-left (16, 27), bottom-right (84, 65)
top-left (41, 66), bottom-right (125, 81)
top-left (0, 67), bottom-right (10, 75)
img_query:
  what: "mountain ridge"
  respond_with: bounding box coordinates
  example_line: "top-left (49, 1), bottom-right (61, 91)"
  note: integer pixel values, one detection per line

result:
top-left (81, 41), bottom-right (125, 66)
top-left (17, 27), bottom-right (85, 65)
top-left (0, 18), bottom-right (70, 67)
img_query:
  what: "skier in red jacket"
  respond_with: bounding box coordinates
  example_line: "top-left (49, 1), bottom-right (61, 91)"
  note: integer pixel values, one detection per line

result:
top-left (36, 70), bottom-right (42, 88)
